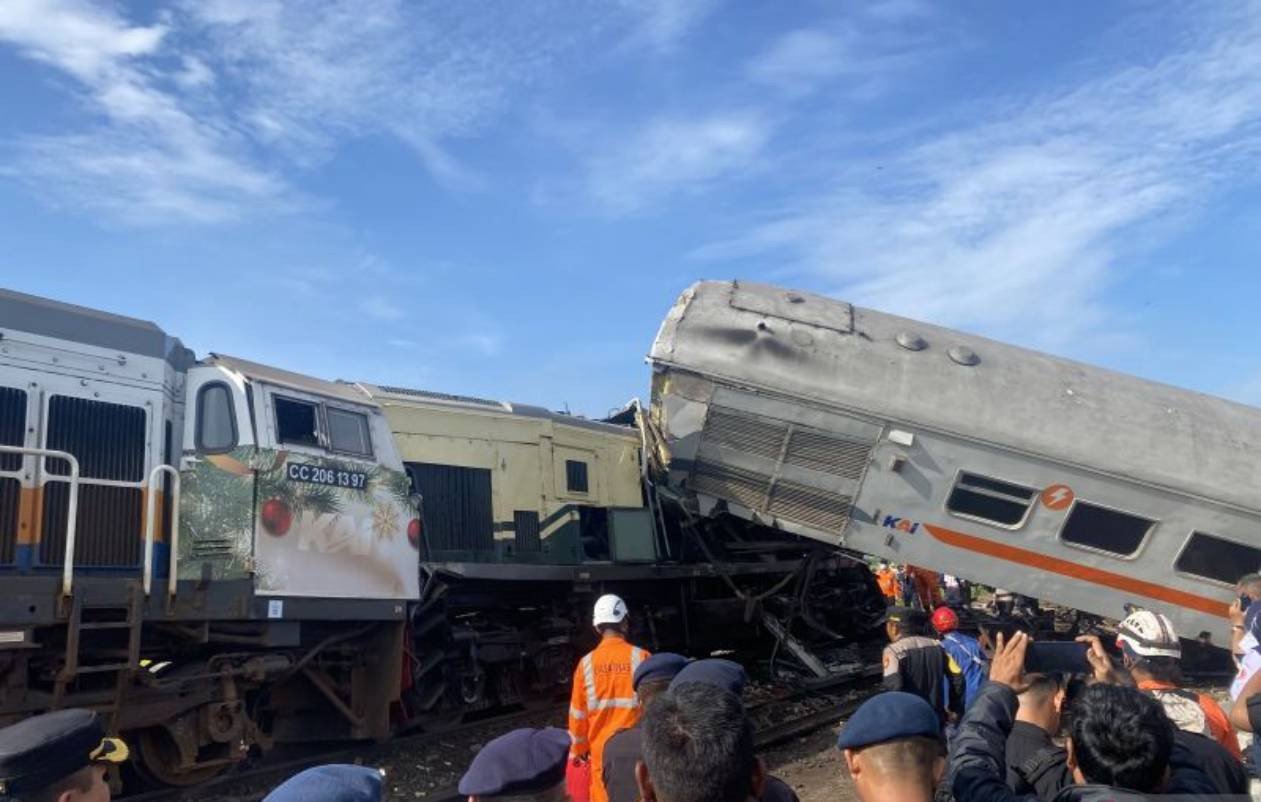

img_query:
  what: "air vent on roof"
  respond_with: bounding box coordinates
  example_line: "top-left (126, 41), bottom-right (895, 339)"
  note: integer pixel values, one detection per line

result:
top-left (376, 385), bottom-right (506, 409)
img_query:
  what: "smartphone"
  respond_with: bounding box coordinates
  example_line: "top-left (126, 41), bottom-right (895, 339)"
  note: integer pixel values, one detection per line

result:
top-left (1025, 641), bottom-right (1091, 675)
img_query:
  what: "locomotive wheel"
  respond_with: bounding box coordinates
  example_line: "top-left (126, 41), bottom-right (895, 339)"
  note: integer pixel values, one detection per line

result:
top-left (133, 726), bottom-right (228, 787)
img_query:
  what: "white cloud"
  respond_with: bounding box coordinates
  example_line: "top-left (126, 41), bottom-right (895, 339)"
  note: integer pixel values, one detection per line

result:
top-left (359, 295), bottom-right (405, 322)
top-left (619, 0), bottom-right (718, 52)
top-left (0, 0), bottom-right (666, 223)
top-left (586, 113), bottom-right (771, 213)
top-left (700, 4), bottom-right (1261, 348)
top-left (748, 30), bottom-right (849, 95)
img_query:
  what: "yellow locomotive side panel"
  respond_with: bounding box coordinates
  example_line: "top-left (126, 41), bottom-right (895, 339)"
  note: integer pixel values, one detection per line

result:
top-left (364, 386), bottom-right (642, 562)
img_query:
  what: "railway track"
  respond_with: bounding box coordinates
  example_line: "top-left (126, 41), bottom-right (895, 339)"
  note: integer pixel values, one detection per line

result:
top-left (119, 660), bottom-right (885, 802)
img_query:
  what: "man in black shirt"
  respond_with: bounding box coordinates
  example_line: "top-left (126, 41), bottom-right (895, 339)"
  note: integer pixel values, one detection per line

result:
top-left (603, 653), bottom-right (687, 802)
top-left (1004, 673), bottom-right (1071, 799)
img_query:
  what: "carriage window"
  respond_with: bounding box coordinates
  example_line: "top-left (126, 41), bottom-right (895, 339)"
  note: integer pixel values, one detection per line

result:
top-left (1175, 532), bottom-right (1261, 585)
top-left (945, 472), bottom-right (1035, 527)
top-left (274, 397), bottom-right (320, 448)
top-left (566, 460), bottom-right (589, 493)
top-left (195, 382), bottom-right (237, 453)
top-left (1059, 501), bottom-right (1153, 556)
top-left (326, 407), bottom-right (373, 457)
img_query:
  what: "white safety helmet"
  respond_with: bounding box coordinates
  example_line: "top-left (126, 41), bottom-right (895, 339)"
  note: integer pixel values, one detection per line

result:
top-left (593, 594), bottom-right (629, 627)
top-left (1116, 609), bottom-right (1181, 659)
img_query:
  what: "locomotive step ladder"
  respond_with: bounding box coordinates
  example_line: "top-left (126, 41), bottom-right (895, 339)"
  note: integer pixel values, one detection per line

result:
top-left (52, 583), bottom-right (144, 726)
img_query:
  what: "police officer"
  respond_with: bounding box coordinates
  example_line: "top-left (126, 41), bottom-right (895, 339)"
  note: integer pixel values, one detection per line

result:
top-left (836, 692), bottom-right (946, 802)
top-left (264, 765), bottom-right (384, 802)
top-left (569, 594), bottom-right (651, 802)
top-left (0, 709), bottom-right (129, 802)
top-left (460, 727), bottom-right (571, 802)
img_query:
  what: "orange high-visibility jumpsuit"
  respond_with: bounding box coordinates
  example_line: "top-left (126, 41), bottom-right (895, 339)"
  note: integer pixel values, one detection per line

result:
top-left (568, 635), bottom-right (650, 802)
top-left (876, 568), bottom-right (898, 601)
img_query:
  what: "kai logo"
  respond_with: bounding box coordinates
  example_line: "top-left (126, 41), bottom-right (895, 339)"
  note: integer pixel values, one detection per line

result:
top-left (881, 514), bottom-right (921, 534)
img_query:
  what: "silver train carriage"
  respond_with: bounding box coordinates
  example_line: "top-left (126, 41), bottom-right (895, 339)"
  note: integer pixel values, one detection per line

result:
top-left (647, 280), bottom-right (1261, 647)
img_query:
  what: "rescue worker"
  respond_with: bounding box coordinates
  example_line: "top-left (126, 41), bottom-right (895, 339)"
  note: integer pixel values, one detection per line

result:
top-left (875, 561), bottom-right (898, 604)
top-left (906, 566), bottom-right (942, 611)
top-left (1112, 610), bottom-right (1243, 760)
top-left (569, 594), bottom-right (651, 802)
top-left (836, 692), bottom-right (946, 802)
top-left (930, 606), bottom-right (986, 712)
top-left (881, 607), bottom-right (962, 727)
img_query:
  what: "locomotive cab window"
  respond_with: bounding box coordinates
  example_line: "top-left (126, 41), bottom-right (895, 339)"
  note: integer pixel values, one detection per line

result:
top-left (566, 460), bottom-right (589, 493)
top-left (196, 382), bottom-right (237, 453)
top-left (1059, 501), bottom-right (1153, 557)
top-left (1175, 532), bottom-right (1261, 585)
top-left (327, 407), bottom-right (372, 457)
top-left (275, 397), bottom-right (320, 448)
top-left (945, 472), bottom-right (1035, 528)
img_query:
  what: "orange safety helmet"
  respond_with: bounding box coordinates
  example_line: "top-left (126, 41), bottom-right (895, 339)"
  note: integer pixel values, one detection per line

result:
top-left (931, 606), bottom-right (959, 634)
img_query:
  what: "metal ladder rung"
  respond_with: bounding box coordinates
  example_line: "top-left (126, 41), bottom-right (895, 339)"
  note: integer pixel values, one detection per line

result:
top-left (78, 622), bottom-right (132, 631)
top-left (74, 663), bottom-right (131, 676)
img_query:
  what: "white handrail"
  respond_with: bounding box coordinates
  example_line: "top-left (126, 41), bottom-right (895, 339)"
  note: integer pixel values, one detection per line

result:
top-left (142, 464), bottom-right (181, 598)
top-left (0, 445), bottom-right (80, 598)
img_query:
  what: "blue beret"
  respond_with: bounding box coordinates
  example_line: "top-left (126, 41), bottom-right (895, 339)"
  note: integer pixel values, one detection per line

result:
top-left (459, 727), bottom-right (571, 797)
top-left (263, 765), bottom-right (382, 802)
top-left (0, 709), bottom-right (128, 796)
top-left (634, 653), bottom-right (688, 690)
top-left (836, 692), bottom-right (941, 750)
top-left (669, 658), bottom-right (746, 696)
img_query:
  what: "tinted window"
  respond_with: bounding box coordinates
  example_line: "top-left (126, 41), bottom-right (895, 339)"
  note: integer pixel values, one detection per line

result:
top-left (946, 472), bottom-right (1035, 527)
top-left (1175, 532), bottom-right (1261, 585)
top-left (326, 407), bottom-right (372, 457)
top-left (1060, 502), bottom-right (1153, 556)
top-left (275, 397), bottom-right (319, 448)
top-left (566, 459), bottom-right (589, 493)
top-left (196, 383), bottom-right (237, 453)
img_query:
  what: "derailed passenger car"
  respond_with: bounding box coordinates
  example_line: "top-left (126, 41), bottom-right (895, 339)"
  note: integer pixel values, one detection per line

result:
top-left (649, 280), bottom-right (1261, 646)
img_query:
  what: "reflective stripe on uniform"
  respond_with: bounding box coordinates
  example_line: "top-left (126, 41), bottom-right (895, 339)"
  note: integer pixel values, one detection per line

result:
top-left (570, 706), bottom-right (587, 720)
top-left (630, 647), bottom-right (645, 673)
top-left (592, 697), bottom-right (639, 711)
top-left (582, 653), bottom-right (597, 711)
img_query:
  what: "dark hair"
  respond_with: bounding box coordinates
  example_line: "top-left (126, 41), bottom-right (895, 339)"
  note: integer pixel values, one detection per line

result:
top-left (1069, 684), bottom-right (1173, 792)
top-left (596, 623), bottom-right (627, 636)
top-left (641, 684), bottom-right (755, 802)
top-left (1017, 673), bottom-right (1064, 701)
top-left (637, 678), bottom-right (672, 706)
top-left (19, 766), bottom-right (95, 802)
top-left (1130, 656), bottom-right (1183, 685)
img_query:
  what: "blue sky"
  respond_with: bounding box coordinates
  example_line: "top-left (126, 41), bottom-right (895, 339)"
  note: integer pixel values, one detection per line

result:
top-left (1, 0), bottom-right (1259, 417)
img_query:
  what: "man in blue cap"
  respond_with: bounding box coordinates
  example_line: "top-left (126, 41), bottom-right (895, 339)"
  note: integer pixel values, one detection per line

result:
top-left (263, 765), bottom-right (384, 802)
top-left (0, 709), bottom-right (128, 802)
top-left (835, 692), bottom-right (946, 802)
top-left (460, 727), bottom-right (571, 802)
top-left (602, 652), bottom-right (688, 802)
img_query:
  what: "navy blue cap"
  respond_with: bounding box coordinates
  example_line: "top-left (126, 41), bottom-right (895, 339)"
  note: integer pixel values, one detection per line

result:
top-left (836, 692), bottom-right (941, 750)
top-left (0, 709), bottom-right (129, 796)
top-left (264, 765), bottom-right (382, 802)
top-left (459, 727), bottom-right (571, 797)
top-left (669, 658), bottom-right (746, 696)
top-left (633, 653), bottom-right (689, 691)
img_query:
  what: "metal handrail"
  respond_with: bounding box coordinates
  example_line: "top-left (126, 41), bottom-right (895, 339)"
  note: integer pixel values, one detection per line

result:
top-left (0, 445), bottom-right (80, 598)
top-left (142, 464), bottom-right (181, 598)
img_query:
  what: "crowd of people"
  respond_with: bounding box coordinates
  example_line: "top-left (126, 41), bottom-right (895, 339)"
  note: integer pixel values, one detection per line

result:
top-left (4, 586), bottom-right (1261, 802)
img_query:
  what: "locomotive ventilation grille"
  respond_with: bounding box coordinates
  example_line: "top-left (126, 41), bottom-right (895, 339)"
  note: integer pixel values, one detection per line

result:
top-left (0, 386), bottom-right (25, 564)
top-left (691, 406), bottom-right (873, 535)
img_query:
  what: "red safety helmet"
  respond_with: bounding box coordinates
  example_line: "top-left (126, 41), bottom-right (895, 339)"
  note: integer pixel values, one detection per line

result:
top-left (931, 606), bottom-right (959, 634)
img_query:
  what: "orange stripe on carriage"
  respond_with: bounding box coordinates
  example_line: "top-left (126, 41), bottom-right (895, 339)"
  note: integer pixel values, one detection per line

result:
top-left (921, 523), bottom-right (1229, 619)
